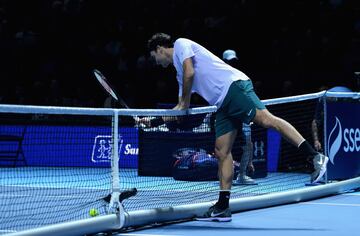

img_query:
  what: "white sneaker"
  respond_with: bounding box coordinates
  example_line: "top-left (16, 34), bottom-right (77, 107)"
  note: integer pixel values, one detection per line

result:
top-left (233, 175), bottom-right (257, 185)
top-left (311, 153), bottom-right (329, 183)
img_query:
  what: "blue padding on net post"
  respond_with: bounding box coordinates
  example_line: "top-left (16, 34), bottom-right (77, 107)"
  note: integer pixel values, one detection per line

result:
top-left (267, 129), bottom-right (281, 172)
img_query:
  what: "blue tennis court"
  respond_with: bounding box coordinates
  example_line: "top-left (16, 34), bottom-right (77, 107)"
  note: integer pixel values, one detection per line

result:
top-left (0, 166), bottom-right (310, 233)
top-left (1, 166), bottom-right (360, 235)
top-left (115, 191), bottom-right (360, 236)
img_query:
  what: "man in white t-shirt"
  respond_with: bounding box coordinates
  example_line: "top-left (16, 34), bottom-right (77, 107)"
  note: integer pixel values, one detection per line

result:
top-left (147, 33), bottom-right (329, 222)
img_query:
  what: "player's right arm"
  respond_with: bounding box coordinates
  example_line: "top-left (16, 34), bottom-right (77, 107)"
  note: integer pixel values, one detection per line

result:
top-left (165, 57), bottom-right (195, 122)
top-left (177, 57), bottom-right (194, 110)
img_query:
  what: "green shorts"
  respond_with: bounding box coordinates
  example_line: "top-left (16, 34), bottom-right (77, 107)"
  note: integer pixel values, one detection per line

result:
top-left (215, 80), bottom-right (266, 138)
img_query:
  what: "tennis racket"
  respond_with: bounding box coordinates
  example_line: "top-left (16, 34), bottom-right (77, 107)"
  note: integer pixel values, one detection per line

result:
top-left (93, 69), bottom-right (164, 127)
top-left (93, 69), bottom-right (130, 109)
top-left (93, 69), bottom-right (145, 126)
top-left (101, 187), bottom-right (137, 219)
top-left (102, 188), bottom-right (137, 204)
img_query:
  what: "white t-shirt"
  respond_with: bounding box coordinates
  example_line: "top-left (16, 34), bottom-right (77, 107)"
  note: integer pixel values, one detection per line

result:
top-left (173, 38), bottom-right (250, 108)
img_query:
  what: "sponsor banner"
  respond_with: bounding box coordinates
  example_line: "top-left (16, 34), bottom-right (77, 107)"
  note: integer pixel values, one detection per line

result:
top-left (0, 125), bottom-right (138, 168)
top-left (91, 129), bottom-right (138, 168)
top-left (266, 129), bottom-right (281, 172)
top-left (250, 124), bottom-right (267, 178)
top-left (326, 102), bottom-right (360, 179)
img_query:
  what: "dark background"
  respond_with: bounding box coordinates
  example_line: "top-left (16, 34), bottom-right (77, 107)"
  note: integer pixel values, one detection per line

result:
top-left (0, 0), bottom-right (359, 108)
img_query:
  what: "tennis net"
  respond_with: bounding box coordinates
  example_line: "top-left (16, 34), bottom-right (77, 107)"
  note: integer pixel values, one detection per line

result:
top-left (0, 106), bottom-right (115, 234)
top-left (2, 90), bottom-right (360, 235)
top-left (116, 93), bottom-right (324, 213)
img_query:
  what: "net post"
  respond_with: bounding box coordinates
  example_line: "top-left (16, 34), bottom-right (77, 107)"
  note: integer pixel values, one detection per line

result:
top-left (111, 109), bottom-right (120, 193)
top-left (323, 93), bottom-right (328, 184)
top-left (109, 110), bottom-right (125, 228)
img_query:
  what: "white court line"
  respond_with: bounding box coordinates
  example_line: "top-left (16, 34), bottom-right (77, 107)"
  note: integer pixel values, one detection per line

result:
top-left (117, 234), bottom-right (179, 236)
top-left (0, 230), bottom-right (16, 233)
top-left (300, 202), bottom-right (360, 207)
top-left (0, 194), bottom-right (82, 199)
top-left (344, 193), bottom-right (360, 196)
top-left (0, 184), bottom-right (109, 190)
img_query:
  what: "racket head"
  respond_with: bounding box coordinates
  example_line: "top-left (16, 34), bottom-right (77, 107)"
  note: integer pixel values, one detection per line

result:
top-left (93, 69), bottom-right (120, 102)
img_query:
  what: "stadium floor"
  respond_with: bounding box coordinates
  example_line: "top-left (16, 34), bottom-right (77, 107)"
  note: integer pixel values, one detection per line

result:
top-left (115, 191), bottom-right (360, 236)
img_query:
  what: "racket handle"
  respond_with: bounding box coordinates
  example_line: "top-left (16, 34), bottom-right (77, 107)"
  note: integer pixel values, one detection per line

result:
top-left (103, 188), bottom-right (137, 203)
top-left (120, 188), bottom-right (137, 202)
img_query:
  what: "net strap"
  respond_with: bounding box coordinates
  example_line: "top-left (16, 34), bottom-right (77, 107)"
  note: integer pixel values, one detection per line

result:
top-left (109, 110), bottom-right (124, 227)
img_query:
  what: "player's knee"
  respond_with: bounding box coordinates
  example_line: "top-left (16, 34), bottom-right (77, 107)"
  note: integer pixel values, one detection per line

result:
top-left (214, 147), bottom-right (229, 160)
top-left (257, 116), bottom-right (273, 129)
top-left (214, 147), bottom-right (222, 159)
top-left (255, 111), bottom-right (275, 129)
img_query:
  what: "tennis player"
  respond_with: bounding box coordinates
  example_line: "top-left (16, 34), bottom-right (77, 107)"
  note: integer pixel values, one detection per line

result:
top-left (223, 49), bottom-right (256, 185)
top-left (147, 33), bottom-right (329, 222)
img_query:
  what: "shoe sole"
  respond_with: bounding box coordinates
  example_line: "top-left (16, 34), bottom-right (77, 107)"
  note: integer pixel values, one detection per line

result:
top-left (312, 156), bottom-right (329, 183)
top-left (195, 217), bottom-right (232, 222)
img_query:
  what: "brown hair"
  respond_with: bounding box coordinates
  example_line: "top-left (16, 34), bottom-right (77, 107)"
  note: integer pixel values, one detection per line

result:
top-left (147, 33), bottom-right (173, 52)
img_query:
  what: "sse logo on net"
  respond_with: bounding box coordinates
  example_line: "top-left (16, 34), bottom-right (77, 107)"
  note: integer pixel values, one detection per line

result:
top-left (327, 116), bottom-right (360, 164)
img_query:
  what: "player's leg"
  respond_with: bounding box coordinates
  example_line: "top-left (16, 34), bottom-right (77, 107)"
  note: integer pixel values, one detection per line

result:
top-left (252, 109), bottom-right (304, 146)
top-left (236, 79), bottom-right (328, 183)
top-left (196, 130), bottom-right (237, 222)
top-left (235, 79), bottom-right (328, 183)
top-left (196, 100), bottom-right (240, 222)
top-left (215, 130), bottom-right (237, 191)
top-left (252, 109), bottom-right (329, 183)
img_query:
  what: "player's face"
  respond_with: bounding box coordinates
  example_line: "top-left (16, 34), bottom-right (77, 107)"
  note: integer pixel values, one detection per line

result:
top-left (150, 46), bottom-right (170, 68)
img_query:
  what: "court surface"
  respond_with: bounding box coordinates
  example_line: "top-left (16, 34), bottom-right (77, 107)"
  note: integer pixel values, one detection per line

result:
top-left (115, 191), bottom-right (360, 236)
top-left (0, 167), bottom-right (358, 235)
